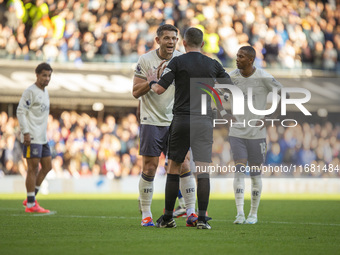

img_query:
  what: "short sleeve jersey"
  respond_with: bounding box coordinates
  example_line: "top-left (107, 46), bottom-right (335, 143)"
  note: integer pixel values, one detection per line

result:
top-left (16, 84), bottom-right (50, 144)
top-left (229, 68), bottom-right (283, 139)
top-left (134, 49), bottom-right (182, 126)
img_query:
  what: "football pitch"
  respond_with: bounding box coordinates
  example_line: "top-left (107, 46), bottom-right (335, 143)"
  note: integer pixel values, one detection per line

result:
top-left (1, 194), bottom-right (339, 255)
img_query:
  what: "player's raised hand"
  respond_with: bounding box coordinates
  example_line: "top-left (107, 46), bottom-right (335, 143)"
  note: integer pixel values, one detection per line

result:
top-left (146, 68), bottom-right (158, 84)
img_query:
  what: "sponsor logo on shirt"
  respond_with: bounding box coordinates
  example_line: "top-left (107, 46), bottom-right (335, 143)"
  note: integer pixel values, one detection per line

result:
top-left (41, 104), bottom-right (49, 112)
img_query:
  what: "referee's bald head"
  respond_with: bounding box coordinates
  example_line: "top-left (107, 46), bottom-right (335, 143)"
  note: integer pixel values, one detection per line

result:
top-left (184, 27), bottom-right (203, 48)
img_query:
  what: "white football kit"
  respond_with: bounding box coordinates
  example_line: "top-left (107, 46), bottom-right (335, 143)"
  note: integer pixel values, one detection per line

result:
top-left (228, 68), bottom-right (283, 139)
top-left (134, 49), bottom-right (181, 126)
top-left (17, 84), bottom-right (50, 144)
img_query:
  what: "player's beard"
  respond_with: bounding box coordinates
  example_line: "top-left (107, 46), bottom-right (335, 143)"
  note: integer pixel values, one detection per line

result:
top-left (38, 80), bottom-right (49, 88)
top-left (160, 46), bottom-right (174, 58)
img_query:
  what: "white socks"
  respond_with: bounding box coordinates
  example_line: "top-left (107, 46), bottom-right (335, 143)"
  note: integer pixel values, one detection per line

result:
top-left (139, 173), bottom-right (197, 219)
top-left (234, 172), bottom-right (263, 217)
top-left (179, 175), bottom-right (196, 216)
top-left (250, 175), bottom-right (262, 216)
top-left (233, 172), bottom-right (245, 216)
top-left (139, 177), bottom-right (153, 219)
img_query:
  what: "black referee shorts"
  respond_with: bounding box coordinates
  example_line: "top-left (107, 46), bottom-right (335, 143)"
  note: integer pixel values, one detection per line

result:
top-left (168, 115), bottom-right (213, 163)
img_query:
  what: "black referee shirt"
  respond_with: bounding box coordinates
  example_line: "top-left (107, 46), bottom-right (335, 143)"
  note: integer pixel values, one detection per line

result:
top-left (158, 52), bottom-right (231, 116)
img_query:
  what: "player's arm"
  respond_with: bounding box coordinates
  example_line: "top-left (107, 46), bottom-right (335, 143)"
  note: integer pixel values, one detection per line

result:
top-left (214, 64), bottom-right (234, 106)
top-left (132, 76), bottom-right (150, 99)
top-left (264, 76), bottom-right (288, 119)
top-left (132, 56), bottom-right (151, 99)
top-left (259, 76), bottom-right (289, 129)
top-left (150, 82), bottom-right (166, 95)
top-left (16, 90), bottom-right (32, 145)
top-left (136, 100), bottom-right (141, 124)
top-left (133, 60), bottom-right (167, 98)
top-left (145, 67), bottom-right (166, 95)
top-left (212, 92), bottom-right (236, 121)
top-left (149, 58), bottom-right (176, 95)
top-left (258, 91), bottom-right (283, 130)
top-left (149, 68), bottom-right (173, 94)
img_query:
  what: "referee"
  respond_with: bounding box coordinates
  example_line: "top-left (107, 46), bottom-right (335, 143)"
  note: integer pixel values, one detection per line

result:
top-left (148, 27), bottom-right (232, 229)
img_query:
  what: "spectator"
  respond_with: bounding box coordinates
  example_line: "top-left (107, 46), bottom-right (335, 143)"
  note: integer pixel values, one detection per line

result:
top-left (102, 32), bottom-right (121, 62)
top-left (0, 0), bottom-right (338, 70)
top-left (313, 41), bottom-right (324, 69)
top-left (265, 142), bottom-right (283, 165)
top-left (264, 34), bottom-right (280, 67)
top-left (323, 40), bottom-right (338, 71)
top-left (310, 24), bottom-right (325, 47)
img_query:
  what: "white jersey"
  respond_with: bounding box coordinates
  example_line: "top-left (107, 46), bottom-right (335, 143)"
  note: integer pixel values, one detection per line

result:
top-left (229, 68), bottom-right (283, 139)
top-left (17, 84), bottom-right (50, 144)
top-left (134, 49), bottom-right (182, 126)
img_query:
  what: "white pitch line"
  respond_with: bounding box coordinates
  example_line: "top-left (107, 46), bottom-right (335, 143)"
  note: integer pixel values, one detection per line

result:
top-left (31, 211), bottom-right (57, 216)
top-left (7, 213), bottom-right (340, 227)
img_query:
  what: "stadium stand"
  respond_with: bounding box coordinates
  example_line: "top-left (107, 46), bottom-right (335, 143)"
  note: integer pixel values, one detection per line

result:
top-left (0, 0), bottom-right (339, 179)
top-left (0, 0), bottom-right (339, 72)
top-left (0, 110), bottom-right (339, 178)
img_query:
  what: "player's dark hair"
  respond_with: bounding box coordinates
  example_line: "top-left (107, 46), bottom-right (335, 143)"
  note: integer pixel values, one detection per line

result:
top-left (35, 62), bottom-right (53, 74)
top-left (239, 46), bottom-right (256, 61)
top-left (157, 24), bottom-right (178, 37)
top-left (184, 27), bottom-right (203, 48)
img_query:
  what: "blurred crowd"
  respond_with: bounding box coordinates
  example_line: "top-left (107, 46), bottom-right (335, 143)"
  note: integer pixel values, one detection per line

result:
top-left (1, 111), bottom-right (339, 179)
top-left (0, 0), bottom-right (340, 71)
top-left (212, 121), bottom-right (340, 178)
top-left (0, 111), bottom-right (149, 179)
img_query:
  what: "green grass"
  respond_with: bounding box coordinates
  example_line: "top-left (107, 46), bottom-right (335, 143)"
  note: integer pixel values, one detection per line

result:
top-left (0, 194), bottom-right (339, 255)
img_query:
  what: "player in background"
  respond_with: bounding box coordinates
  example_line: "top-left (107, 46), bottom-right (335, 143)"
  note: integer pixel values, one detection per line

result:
top-left (17, 62), bottom-right (53, 213)
top-left (228, 46), bottom-right (284, 224)
top-left (132, 24), bottom-right (197, 227)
